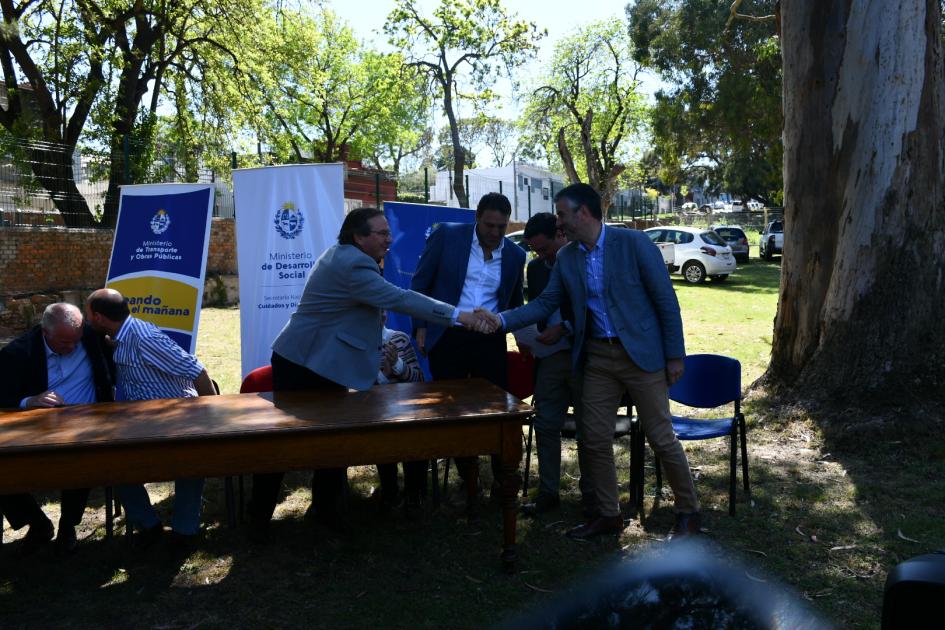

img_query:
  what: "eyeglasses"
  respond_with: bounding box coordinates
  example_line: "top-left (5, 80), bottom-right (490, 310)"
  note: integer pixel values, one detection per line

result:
top-left (369, 229), bottom-right (392, 238)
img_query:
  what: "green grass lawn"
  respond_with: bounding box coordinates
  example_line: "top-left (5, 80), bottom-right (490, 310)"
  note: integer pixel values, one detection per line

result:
top-left (2, 252), bottom-right (942, 629)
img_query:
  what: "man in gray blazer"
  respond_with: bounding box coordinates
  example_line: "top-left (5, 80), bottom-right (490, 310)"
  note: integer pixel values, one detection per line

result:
top-left (249, 206), bottom-right (494, 541)
top-left (494, 184), bottom-right (700, 541)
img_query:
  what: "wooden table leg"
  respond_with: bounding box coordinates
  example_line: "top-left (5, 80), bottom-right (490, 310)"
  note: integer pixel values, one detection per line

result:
top-left (500, 421), bottom-right (522, 574)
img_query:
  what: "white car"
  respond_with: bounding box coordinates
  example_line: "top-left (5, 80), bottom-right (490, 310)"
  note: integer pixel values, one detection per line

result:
top-left (644, 226), bottom-right (736, 283)
top-left (680, 202), bottom-right (698, 214)
top-left (747, 200), bottom-right (764, 211)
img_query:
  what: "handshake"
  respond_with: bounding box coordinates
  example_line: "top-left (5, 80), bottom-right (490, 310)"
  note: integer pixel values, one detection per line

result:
top-left (458, 307), bottom-right (502, 334)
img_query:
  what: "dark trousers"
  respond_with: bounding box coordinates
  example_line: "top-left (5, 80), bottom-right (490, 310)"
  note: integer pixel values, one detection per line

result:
top-left (377, 461), bottom-right (428, 500)
top-left (429, 328), bottom-right (508, 484)
top-left (0, 489), bottom-right (90, 530)
top-left (249, 352), bottom-right (347, 525)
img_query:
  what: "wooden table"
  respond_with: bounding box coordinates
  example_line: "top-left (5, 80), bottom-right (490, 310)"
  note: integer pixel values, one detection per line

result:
top-left (0, 378), bottom-right (532, 570)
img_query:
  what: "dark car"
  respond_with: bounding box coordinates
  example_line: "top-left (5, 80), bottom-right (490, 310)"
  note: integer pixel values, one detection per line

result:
top-left (711, 224), bottom-right (750, 264)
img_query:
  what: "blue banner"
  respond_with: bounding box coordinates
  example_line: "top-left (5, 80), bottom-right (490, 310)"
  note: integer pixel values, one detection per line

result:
top-left (106, 184), bottom-right (214, 353)
top-left (383, 201), bottom-right (475, 380)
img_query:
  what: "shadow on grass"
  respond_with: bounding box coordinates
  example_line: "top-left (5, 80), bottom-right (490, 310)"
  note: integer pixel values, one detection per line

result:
top-left (671, 258), bottom-right (782, 296)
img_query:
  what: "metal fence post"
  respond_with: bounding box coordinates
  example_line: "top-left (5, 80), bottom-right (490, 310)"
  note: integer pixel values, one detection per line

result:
top-left (375, 173), bottom-right (381, 209)
top-left (527, 185), bottom-right (532, 219)
top-left (465, 174), bottom-right (469, 205)
top-left (499, 180), bottom-right (503, 195)
top-left (231, 151), bottom-right (237, 171)
top-left (424, 167), bottom-right (429, 203)
top-left (123, 134), bottom-right (130, 184)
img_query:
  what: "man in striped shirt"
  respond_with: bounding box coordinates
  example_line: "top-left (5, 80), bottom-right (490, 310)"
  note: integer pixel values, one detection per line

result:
top-left (85, 288), bottom-right (215, 549)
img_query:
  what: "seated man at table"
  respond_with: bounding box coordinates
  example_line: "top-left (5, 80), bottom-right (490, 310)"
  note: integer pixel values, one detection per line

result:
top-left (374, 311), bottom-right (427, 517)
top-left (85, 288), bottom-right (216, 549)
top-left (0, 302), bottom-right (114, 555)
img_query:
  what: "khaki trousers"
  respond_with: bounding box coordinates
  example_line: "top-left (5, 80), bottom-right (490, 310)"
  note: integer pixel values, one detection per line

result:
top-left (581, 339), bottom-right (699, 517)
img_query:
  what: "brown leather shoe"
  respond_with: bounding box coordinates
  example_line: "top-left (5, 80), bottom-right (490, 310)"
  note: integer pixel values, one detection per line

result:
top-left (667, 512), bottom-right (702, 542)
top-left (566, 515), bottom-right (624, 540)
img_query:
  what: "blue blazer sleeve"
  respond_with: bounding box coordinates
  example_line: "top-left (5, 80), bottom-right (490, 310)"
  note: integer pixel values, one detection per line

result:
top-left (635, 232), bottom-right (686, 359)
top-left (410, 224), bottom-right (447, 332)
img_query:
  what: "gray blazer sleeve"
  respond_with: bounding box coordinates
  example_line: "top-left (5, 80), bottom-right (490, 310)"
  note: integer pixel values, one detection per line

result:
top-left (349, 256), bottom-right (455, 327)
top-left (500, 260), bottom-right (565, 331)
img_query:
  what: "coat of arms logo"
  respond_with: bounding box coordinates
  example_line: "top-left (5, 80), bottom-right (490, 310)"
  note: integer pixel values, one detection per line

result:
top-left (274, 202), bottom-right (305, 239)
top-left (150, 209), bottom-right (171, 235)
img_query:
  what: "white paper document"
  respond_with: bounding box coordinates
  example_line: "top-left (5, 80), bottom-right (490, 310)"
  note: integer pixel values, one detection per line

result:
top-left (512, 324), bottom-right (571, 359)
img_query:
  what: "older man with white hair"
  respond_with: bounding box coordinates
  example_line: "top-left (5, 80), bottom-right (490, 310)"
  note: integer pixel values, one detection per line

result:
top-left (0, 302), bottom-right (114, 555)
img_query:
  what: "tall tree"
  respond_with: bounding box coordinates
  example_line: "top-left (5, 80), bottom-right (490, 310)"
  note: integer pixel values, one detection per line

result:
top-left (0, 0), bottom-right (262, 227)
top-left (627, 0), bottom-right (782, 205)
top-left (523, 20), bottom-right (648, 215)
top-left (258, 8), bottom-right (409, 165)
top-left (385, 0), bottom-right (543, 208)
top-left (769, 0), bottom-right (945, 400)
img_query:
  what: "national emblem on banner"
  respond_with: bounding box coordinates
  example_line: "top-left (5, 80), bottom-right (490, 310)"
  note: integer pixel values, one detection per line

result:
top-left (150, 209), bottom-right (171, 234)
top-left (274, 202), bottom-right (305, 239)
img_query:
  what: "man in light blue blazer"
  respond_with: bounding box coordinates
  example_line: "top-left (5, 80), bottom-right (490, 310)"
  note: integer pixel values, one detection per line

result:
top-left (498, 183), bottom-right (701, 541)
top-left (249, 207), bottom-right (494, 541)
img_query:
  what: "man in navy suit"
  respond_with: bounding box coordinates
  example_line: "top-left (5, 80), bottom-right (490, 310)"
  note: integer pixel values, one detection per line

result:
top-left (494, 183), bottom-right (701, 541)
top-left (411, 192), bottom-right (526, 498)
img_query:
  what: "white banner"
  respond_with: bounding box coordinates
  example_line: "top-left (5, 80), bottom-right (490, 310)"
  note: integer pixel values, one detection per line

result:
top-left (233, 163), bottom-right (345, 379)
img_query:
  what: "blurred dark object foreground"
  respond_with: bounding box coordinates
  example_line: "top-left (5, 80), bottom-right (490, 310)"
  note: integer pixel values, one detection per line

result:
top-left (499, 541), bottom-right (830, 629)
top-left (882, 549), bottom-right (945, 630)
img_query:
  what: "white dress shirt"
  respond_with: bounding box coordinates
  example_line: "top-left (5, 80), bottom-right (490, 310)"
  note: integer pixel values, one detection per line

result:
top-left (456, 227), bottom-right (503, 313)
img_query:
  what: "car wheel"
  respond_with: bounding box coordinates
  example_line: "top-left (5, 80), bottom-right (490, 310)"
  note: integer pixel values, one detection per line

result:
top-left (682, 260), bottom-right (706, 284)
top-left (711, 274), bottom-right (729, 282)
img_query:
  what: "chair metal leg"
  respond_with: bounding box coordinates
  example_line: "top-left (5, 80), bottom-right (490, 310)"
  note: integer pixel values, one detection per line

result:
top-left (225, 476), bottom-right (237, 529)
top-left (739, 415), bottom-right (751, 497)
top-left (238, 475), bottom-right (245, 523)
top-left (442, 457), bottom-right (450, 498)
top-left (629, 417), bottom-right (644, 513)
top-left (729, 429), bottom-right (737, 516)
top-left (431, 459), bottom-right (440, 508)
top-left (522, 419), bottom-right (534, 498)
top-left (655, 455), bottom-right (663, 497)
top-left (105, 487), bottom-right (114, 539)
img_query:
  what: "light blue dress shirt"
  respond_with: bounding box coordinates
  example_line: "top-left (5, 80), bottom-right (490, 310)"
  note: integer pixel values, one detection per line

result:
top-left (21, 337), bottom-right (97, 407)
top-left (579, 224), bottom-right (617, 338)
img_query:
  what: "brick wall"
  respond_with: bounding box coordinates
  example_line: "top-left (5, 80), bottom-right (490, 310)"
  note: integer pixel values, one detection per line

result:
top-left (0, 219), bottom-right (238, 335)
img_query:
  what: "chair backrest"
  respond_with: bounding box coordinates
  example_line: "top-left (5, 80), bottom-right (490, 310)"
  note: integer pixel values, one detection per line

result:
top-left (506, 350), bottom-right (536, 400)
top-left (240, 365), bottom-right (274, 393)
top-left (668, 354), bottom-right (741, 409)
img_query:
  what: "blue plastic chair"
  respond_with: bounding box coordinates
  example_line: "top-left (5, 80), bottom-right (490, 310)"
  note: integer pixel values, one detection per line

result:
top-left (654, 354), bottom-right (749, 515)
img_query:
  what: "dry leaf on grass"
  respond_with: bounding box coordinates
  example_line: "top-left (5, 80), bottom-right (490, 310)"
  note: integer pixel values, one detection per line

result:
top-left (829, 545), bottom-right (857, 553)
top-left (897, 529), bottom-right (920, 543)
top-left (524, 582), bottom-right (554, 593)
top-left (745, 571), bottom-right (767, 583)
top-left (745, 549), bottom-right (768, 557)
top-left (795, 526), bottom-right (817, 543)
top-left (464, 574), bottom-right (483, 584)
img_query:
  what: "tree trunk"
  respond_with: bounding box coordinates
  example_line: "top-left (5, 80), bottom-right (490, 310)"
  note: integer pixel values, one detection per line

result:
top-left (28, 143), bottom-right (96, 228)
top-left (442, 80), bottom-right (468, 208)
top-left (766, 0), bottom-right (945, 401)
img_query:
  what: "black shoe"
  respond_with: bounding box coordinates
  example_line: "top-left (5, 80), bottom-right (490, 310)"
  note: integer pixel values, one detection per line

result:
top-left (566, 515), bottom-right (624, 540)
top-left (404, 494), bottom-right (424, 521)
top-left (19, 517), bottom-right (54, 556)
top-left (667, 512), bottom-right (702, 542)
top-left (168, 530), bottom-right (200, 552)
top-left (521, 494), bottom-right (560, 517)
top-left (54, 526), bottom-right (78, 557)
top-left (133, 524), bottom-right (164, 551)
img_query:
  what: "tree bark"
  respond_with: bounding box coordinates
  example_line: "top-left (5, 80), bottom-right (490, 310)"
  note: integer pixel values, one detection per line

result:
top-left (442, 76), bottom-right (468, 208)
top-left (767, 0), bottom-right (945, 400)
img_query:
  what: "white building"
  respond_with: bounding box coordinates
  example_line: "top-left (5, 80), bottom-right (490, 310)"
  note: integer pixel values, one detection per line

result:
top-left (430, 162), bottom-right (566, 222)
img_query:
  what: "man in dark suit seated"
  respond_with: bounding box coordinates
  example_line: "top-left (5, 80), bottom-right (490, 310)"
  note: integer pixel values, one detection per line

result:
top-left (0, 302), bottom-right (114, 555)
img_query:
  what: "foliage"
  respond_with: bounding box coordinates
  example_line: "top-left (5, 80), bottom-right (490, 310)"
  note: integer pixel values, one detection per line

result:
top-left (521, 20), bottom-right (649, 215)
top-left (385, 0), bottom-right (543, 207)
top-left (626, 0), bottom-right (782, 205)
